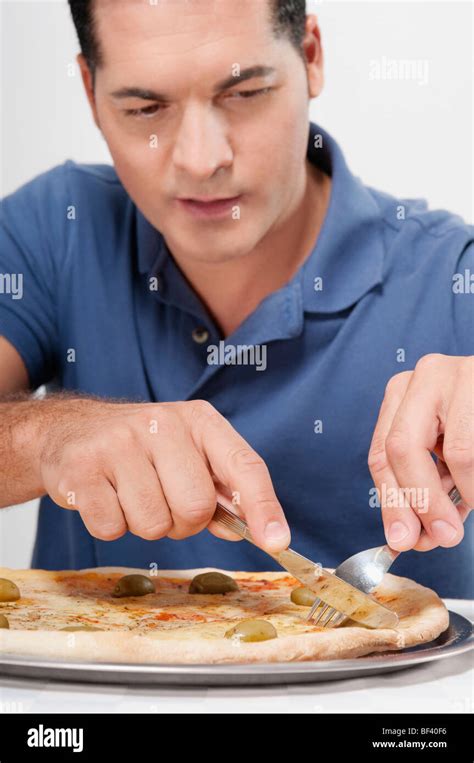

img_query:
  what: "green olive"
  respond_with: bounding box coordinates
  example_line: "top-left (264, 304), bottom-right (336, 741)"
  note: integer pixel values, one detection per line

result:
top-left (112, 574), bottom-right (155, 598)
top-left (0, 614), bottom-right (10, 629)
top-left (0, 578), bottom-right (20, 602)
top-left (225, 619), bottom-right (277, 642)
top-left (60, 625), bottom-right (104, 631)
top-left (189, 572), bottom-right (239, 594)
top-left (291, 586), bottom-right (317, 607)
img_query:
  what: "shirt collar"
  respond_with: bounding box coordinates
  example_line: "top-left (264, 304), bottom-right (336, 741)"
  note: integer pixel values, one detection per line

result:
top-left (300, 122), bottom-right (385, 313)
top-left (135, 120), bottom-right (386, 315)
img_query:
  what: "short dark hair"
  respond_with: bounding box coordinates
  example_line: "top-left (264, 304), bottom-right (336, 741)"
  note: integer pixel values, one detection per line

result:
top-left (68, 0), bottom-right (307, 83)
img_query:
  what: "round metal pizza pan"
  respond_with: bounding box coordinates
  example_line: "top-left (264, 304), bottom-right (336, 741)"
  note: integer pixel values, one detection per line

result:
top-left (0, 610), bottom-right (471, 686)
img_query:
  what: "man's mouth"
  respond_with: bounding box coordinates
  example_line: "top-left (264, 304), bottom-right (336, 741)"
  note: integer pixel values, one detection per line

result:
top-left (175, 195), bottom-right (243, 219)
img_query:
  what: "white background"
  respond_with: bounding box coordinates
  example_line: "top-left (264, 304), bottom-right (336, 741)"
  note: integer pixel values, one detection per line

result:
top-left (0, 0), bottom-right (472, 568)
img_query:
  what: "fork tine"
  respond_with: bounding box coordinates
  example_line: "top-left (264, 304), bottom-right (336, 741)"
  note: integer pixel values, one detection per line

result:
top-left (313, 602), bottom-right (332, 624)
top-left (214, 504), bottom-right (349, 629)
top-left (305, 597), bottom-right (322, 622)
top-left (320, 607), bottom-right (338, 626)
top-left (305, 597), bottom-right (346, 628)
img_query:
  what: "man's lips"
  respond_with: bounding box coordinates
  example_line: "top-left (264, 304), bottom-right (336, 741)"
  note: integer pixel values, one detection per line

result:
top-left (178, 196), bottom-right (240, 202)
top-left (175, 195), bottom-right (243, 219)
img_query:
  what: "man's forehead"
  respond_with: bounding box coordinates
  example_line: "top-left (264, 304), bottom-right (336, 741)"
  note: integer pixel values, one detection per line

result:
top-left (94, 0), bottom-right (273, 37)
top-left (94, 0), bottom-right (278, 77)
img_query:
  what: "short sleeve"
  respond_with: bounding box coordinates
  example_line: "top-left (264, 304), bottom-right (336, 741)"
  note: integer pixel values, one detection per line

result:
top-left (452, 235), bottom-right (474, 356)
top-left (0, 164), bottom-right (68, 389)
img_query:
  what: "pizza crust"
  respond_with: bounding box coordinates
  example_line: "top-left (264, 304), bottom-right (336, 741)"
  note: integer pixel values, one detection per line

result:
top-left (0, 566), bottom-right (449, 664)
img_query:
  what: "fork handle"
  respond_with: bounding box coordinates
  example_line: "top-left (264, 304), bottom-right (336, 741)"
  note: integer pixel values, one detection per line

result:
top-left (448, 485), bottom-right (463, 507)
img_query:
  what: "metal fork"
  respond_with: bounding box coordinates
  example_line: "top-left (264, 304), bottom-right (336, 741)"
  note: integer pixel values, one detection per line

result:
top-left (306, 485), bottom-right (463, 622)
top-left (213, 502), bottom-right (347, 628)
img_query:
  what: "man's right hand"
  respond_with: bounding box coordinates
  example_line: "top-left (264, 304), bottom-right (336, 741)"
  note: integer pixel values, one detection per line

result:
top-left (36, 398), bottom-right (291, 553)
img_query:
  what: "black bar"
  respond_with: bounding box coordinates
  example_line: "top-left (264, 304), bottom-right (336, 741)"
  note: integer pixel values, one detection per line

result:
top-left (0, 712), bottom-right (471, 760)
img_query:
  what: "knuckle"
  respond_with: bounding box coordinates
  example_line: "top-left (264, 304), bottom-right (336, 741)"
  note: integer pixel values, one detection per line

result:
top-left (415, 353), bottom-right (443, 374)
top-left (227, 446), bottom-right (266, 473)
top-left (133, 488), bottom-right (162, 517)
top-left (93, 523), bottom-right (126, 541)
top-left (385, 430), bottom-right (410, 463)
top-left (109, 424), bottom-right (136, 450)
top-left (57, 475), bottom-right (77, 499)
top-left (142, 404), bottom-right (177, 438)
top-left (252, 494), bottom-right (280, 513)
top-left (81, 499), bottom-right (108, 524)
top-left (149, 403), bottom-right (173, 425)
top-left (368, 443), bottom-right (389, 476)
top-left (80, 500), bottom-right (126, 540)
top-left (385, 371), bottom-right (411, 396)
top-left (443, 439), bottom-right (474, 469)
top-left (187, 399), bottom-right (220, 427)
top-left (182, 495), bottom-right (215, 524)
top-left (132, 517), bottom-right (173, 541)
top-left (193, 399), bottom-right (216, 414)
top-left (56, 469), bottom-right (99, 503)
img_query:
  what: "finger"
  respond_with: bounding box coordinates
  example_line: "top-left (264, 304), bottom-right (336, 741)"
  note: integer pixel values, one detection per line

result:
top-left (386, 361), bottom-right (464, 547)
top-left (75, 479), bottom-right (128, 541)
top-left (143, 406), bottom-right (217, 539)
top-left (413, 463), bottom-right (451, 551)
top-left (113, 454), bottom-right (173, 540)
top-left (413, 462), bottom-right (472, 551)
top-left (442, 359), bottom-right (474, 508)
top-left (188, 401), bottom-right (291, 552)
top-left (368, 372), bottom-right (422, 550)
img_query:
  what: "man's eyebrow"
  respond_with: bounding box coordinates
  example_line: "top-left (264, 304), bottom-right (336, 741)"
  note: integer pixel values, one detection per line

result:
top-left (109, 66), bottom-right (277, 101)
top-left (212, 65), bottom-right (277, 94)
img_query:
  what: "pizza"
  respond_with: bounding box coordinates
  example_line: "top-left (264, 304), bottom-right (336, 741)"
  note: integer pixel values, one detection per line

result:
top-left (0, 566), bottom-right (449, 664)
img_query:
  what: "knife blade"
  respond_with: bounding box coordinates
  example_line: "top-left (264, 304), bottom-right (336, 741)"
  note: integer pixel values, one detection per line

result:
top-left (272, 547), bottom-right (399, 629)
top-left (213, 502), bottom-right (399, 629)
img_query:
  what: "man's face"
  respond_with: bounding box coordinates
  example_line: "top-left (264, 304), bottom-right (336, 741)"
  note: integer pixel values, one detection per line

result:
top-left (85, 0), bottom-right (320, 264)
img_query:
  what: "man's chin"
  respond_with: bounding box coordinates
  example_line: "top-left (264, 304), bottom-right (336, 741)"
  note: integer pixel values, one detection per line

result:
top-left (169, 231), bottom-right (260, 264)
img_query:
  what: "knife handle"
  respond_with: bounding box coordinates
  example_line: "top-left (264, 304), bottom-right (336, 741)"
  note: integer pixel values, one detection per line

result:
top-left (213, 502), bottom-right (257, 544)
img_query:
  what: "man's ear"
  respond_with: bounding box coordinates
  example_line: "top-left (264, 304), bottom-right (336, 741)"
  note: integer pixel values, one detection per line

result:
top-left (76, 53), bottom-right (101, 130)
top-left (302, 15), bottom-right (324, 99)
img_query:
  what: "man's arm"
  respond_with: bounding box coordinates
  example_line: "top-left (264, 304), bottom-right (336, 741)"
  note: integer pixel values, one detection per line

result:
top-left (0, 337), bottom-right (291, 552)
top-left (0, 335), bottom-right (44, 505)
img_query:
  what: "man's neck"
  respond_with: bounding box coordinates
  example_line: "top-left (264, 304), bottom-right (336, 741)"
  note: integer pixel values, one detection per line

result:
top-left (168, 160), bottom-right (332, 339)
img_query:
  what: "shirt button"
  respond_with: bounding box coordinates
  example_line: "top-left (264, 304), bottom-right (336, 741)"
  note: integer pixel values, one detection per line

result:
top-left (192, 327), bottom-right (209, 344)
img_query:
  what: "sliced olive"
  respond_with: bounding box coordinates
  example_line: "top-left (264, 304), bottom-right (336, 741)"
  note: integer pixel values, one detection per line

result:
top-left (189, 572), bottom-right (239, 594)
top-left (60, 625), bottom-right (103, 631)
top-left (0, 614), bottom-right (9, 629)
top-left (112, 574), bottom-right (155, 598)
top-left (0, 578), bottom-right (20, 602)
top-left (291, 586), bottom-right (317, 607)
top-left (225, 619), bottom-right (277, 642)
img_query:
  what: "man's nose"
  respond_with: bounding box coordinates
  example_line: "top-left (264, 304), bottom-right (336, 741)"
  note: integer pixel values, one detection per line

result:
top-left (172, 107), bottom-right (233, 181)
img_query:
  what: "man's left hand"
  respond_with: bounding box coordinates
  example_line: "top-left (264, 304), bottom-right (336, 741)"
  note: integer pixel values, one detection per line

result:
top-left (368, 354), bottom-right (473, 551)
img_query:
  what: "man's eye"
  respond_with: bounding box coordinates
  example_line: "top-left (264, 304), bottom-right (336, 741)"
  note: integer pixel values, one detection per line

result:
top-left (124, 88), bottom-right (272, 118)
top-left (124, 105), bottom-right (162, 118)
top-left (228, 87), bottom-right (272, 100)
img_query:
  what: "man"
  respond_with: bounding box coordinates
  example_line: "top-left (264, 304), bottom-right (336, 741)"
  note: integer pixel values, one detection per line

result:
top-left (0, 0), bottom-right (472, 597)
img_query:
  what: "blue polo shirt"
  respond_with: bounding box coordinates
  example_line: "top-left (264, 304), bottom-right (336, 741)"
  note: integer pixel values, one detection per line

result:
top-left (1, 122), bottom-right (472, 598)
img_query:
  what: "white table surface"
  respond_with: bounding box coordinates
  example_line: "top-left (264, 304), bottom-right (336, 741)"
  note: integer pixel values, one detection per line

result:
top-left (0, 599), bottom-right (472, 714)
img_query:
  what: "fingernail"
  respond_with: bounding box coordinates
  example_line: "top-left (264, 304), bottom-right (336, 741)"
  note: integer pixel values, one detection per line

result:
top-left (430, 519), bottom-right (458, 544)
top-left (388, 521), bottom-right (410, 544)
top-left (264, 521), bottom-right (289, 542)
